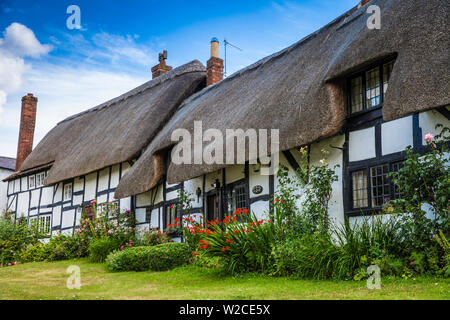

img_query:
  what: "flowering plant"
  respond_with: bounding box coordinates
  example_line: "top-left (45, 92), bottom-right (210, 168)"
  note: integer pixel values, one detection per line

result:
top-left (388, 126), bottom-right (449, 246)
top-left (191, 209), bottom-right (275, 274)
top-left (75, 200), bottom-right (137, 245)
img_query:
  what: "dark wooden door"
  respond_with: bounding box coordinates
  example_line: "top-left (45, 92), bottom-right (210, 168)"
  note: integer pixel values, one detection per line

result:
top-left (207, 194), bottom-right (220, 222)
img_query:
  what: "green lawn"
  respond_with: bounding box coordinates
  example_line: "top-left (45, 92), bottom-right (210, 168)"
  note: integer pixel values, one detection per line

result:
top-left (0, 259), bottom-right (448, 300)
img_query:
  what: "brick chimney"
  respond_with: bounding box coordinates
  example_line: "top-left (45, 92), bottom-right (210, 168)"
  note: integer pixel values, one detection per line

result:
top-left (16, 93), bottom-right (37, 171)
top-left (206, 37), bottom-right (223, 86)
top-left (151, 50), bottom-right (172, 79)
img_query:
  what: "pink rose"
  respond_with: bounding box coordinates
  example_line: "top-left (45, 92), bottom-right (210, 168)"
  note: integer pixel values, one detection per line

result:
top-left (424, 133), bottom-right (434, 143)
top-left (120, 246), bottom-right (124, 250)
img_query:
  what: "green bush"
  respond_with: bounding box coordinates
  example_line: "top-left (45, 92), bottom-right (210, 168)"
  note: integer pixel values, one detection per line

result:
top-left (0, 215), bottom-right (43, 266)
top-left (140, 230), bottom-right (171, 246)
top-left (106, 246), bottom-right (153, 272)
top-left (147, 242), bottom-right (191, 271)
top-left (19, 234), bottom-right (90, 263)
top-left (88, 238), bottom-right (121, 262)
top-left (20, 243), bottom-right (46, 263)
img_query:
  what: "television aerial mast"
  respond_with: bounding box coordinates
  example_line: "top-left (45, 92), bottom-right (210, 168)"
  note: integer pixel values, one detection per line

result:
top-left (223, 38), bottom-right (242, 77)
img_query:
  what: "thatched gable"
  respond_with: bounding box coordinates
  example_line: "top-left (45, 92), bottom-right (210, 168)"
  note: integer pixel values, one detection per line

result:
top-left (115, 0), bottom-right (450, 199)
top-left (17, 60), bottom-right (206, 185)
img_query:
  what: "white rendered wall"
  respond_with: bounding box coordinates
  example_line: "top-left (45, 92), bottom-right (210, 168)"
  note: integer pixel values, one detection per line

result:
top-left (349, 127), bottom-right (376, 161)
top-left (382, 116), bottom-right (413, 155)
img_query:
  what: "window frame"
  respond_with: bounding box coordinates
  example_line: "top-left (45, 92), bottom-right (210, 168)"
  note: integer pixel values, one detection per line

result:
top-left (63, 183), bottom-right (73, 201)
top-left (29, 175), bottom-right (35, 189)
top-left (347, 59), bottom-right (395, 117)
top-left (28, 215), bottom-right (51, 235)
top-left (164, 201), bottom-right (180, 232)
top-left (225, 179), bottom-right (249, 215)
top-left (35, 172), bottom-right (46, 187)
top-left (347, 159), bottom-right (404, 215)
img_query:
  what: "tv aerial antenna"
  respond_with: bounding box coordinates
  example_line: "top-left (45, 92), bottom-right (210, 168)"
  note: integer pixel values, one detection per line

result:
top-left (223, 38), bottom-right (242, 77)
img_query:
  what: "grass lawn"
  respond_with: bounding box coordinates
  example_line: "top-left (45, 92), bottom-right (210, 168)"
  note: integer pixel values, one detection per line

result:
top-left (0, 258), bottom-right (448, 300)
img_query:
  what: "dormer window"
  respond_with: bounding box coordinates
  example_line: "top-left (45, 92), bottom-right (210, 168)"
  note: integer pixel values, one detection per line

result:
top-left (349, 60), bottom-right (394, 115)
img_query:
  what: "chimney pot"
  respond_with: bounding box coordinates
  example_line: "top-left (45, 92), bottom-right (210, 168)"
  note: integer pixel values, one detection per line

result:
top-left (16, 93), bottom-right (37, 171)
top-left (151, 50), bottom-right (172, 79)
top-left (206, 37), bottom-right (224, 86)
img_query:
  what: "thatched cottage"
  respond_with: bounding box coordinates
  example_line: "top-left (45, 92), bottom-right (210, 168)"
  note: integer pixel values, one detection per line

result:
top-left (4, 0), bottom-right (450, 236)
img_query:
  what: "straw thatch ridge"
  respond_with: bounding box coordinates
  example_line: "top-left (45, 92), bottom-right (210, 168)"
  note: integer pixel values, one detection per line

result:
top-left (18, 60), bottom-right (206, 185)
top-left (115, 0), bottom-right (450, 199)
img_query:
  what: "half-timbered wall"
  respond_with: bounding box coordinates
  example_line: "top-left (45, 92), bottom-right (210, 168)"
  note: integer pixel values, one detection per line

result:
top-left (133, 109), bottom-right (449, 231)
top-left (6, 161), bottom-right (135, 237)
top-left (0, 168), bottom-right (14, 212)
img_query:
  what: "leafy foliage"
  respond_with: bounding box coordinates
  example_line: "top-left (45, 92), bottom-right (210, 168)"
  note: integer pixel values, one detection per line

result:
top-left (147, 242), bottom-right (192, 271)
top-left (88, 238), bottom-right (121, 262)
top-left (0, 214), bottom-right (45, 266)
top-left (106, 246), bottom-right (153, 272)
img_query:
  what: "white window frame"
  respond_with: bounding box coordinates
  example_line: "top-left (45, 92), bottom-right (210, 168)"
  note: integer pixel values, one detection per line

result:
top-left (64, 183), bottom-right (73, 201)
top-left (29, 215), bottom-right (51, 235)
top-left (35, 172), bottom-right (45, 187)
top-left (29, 175), bottom-right (35, 188)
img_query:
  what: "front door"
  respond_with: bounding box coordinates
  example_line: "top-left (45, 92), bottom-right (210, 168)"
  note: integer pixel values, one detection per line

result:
top-left (207, 193), bottom-right (220, 223)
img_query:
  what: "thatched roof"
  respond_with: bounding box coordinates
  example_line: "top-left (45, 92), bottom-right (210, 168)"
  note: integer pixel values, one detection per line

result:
top-left (115, 0), bottom-right (450, 199)
top-left (16, 60), bottom-right (206, 185)
top-left (0, 156), bottom-right (15, 171)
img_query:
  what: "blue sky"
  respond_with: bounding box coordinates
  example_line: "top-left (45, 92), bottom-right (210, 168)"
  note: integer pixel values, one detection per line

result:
top-left (0, 0), bottom-right (357, 158)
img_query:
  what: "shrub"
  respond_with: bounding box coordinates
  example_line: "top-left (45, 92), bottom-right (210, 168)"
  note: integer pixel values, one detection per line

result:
top-left (273, 215), bottom-right (409, 280)
top-left (88, 238), bottom-right (121, 262)
top-left (106, 246), bottom-right (153, 272)
top-left (0, 215), bottom-right (44, 266)
top-left (20, 243), bottom-right (46, 263)
top-left (19, 234), bottom-right (90, 263)
top-left (75, 200), bottom-right (137, 246)
top-left (141, 229), bottom-right (171, 246)
top-left (148, 242), bottom-right (192, 271)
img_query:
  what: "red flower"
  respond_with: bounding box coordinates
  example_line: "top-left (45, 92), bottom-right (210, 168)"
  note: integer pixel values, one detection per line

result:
top-left (222, 246), bottom-right (226, 252)
top-left (243, 209), bottom-right (248, 214)
top-left (193, 252), bottom-right (198, 256)
top-left (170, 205), bottom-right (174, 209)
top-left (268, 219), bottom-right (273, 223)
top-left (250, 222), bottom-right (255, 226)
top-left (233, 230), bottom-right (239, 234)
top-left (226, 238), bottom-right (231, 242)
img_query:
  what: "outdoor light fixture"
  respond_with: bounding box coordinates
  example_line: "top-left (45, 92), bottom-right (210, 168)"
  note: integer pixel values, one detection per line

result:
top-left (196, 187), bottom-right (202, 202)
top-left (213, 178), bottom-right (221, 189)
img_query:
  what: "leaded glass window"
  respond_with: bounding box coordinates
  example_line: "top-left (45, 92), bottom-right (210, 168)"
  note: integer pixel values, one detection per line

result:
top-left (352, 170), bottom-right (368, 208)
top-left (370, 164), bottom-right (390, 206)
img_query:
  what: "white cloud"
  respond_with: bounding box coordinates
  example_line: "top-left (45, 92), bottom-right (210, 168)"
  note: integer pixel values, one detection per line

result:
top-left (0, 51), bottom-right (28, 93)
top-left (0, 22), bottom-right (52, 58)
top-left (0, 91), bottom-right (6, 115)
top-left (0, 24), bottom-right (153, 157)
top-left (0, 22), bottom-right (51, 129)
